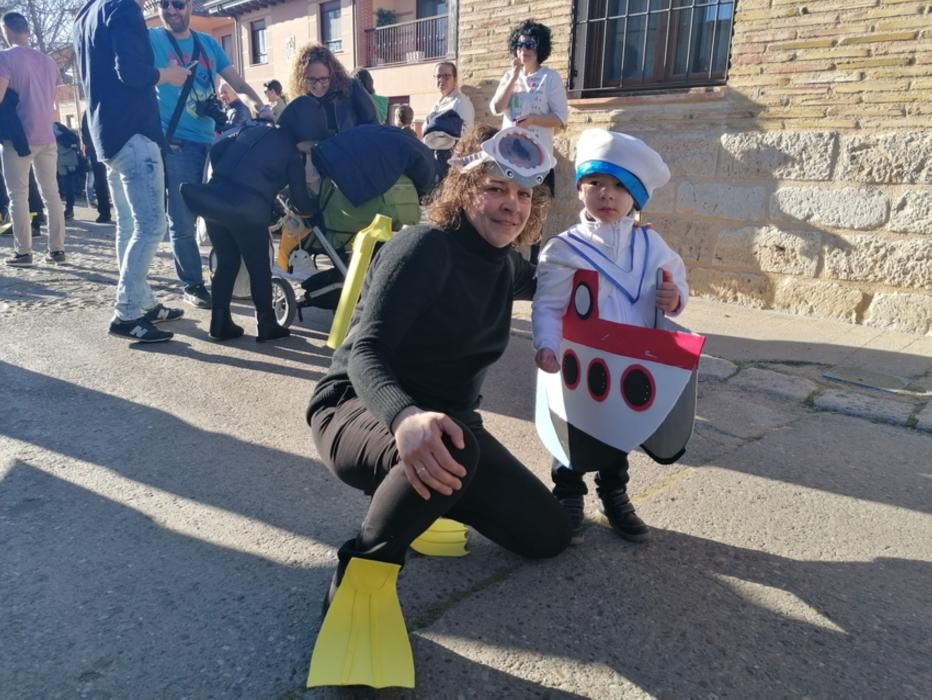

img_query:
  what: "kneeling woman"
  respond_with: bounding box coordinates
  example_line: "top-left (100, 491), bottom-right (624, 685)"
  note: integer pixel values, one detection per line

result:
top-left (306, 126), bottom-right (572, 686)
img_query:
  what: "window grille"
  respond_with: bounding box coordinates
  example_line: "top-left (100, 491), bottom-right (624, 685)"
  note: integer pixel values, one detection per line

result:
top-left (321, 2), bottom-right (343, 53)
top-left (570, 0), bottom-right (736, 95)
top-left (250, 19), bottom-right (267, 65)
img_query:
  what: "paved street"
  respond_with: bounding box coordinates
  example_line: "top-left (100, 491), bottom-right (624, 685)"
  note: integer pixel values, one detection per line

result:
top-left (2, 210), bottom-right (930, 698)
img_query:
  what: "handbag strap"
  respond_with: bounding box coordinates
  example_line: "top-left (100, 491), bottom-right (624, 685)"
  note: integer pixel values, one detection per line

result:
top-left (164, 29), bottom-right (201, 144)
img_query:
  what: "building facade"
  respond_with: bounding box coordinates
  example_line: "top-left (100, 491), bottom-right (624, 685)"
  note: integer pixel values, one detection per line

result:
top-left (203, 0), bottom-right (452, 124)
top-left (457, 0), bottom-right (931, 334)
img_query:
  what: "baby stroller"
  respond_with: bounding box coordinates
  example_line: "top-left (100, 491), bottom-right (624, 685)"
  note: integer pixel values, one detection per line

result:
top-left (266, 174), bottom-right (422, 327)
top-left (205, 124), bottom-right (435, 329)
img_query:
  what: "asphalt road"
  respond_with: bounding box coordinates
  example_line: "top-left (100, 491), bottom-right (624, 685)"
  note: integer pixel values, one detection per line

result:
top-left (1, 216), bottom-right (930, 698)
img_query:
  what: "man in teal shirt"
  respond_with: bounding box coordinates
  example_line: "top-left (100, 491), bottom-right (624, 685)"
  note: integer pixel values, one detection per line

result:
top-left (150, 0), bottom-right (263, 309)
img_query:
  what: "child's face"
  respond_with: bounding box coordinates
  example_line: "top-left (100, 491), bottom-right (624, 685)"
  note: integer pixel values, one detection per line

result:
top-left (578, 174), bottom-right (635, 224)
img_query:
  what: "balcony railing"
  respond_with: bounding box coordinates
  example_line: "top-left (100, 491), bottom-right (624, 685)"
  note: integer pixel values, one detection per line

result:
top-left (365, 15), bottom-right (448, 67)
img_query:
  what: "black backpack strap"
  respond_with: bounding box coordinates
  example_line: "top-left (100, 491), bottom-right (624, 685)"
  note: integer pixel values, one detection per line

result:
top-left (164, 29), bottom-right (201, 144)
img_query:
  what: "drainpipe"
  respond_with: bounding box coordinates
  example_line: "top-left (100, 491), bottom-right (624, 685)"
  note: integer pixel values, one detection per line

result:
top-left (352, 0), bottom-right (359, 69)
top-left (233, 14), bottom-right (242, 74)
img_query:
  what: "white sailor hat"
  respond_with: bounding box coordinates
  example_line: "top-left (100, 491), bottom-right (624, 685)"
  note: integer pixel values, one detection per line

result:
top-left (574, 129), bottom-right (671, 210)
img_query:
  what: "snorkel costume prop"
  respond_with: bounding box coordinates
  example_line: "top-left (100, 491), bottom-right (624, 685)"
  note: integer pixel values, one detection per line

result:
top-left (449, 125), bottom-right (556, 188)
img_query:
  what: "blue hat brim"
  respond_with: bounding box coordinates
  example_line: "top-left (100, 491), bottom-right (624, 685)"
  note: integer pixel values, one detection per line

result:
top-left (575, 160), bottom-right (649, 210)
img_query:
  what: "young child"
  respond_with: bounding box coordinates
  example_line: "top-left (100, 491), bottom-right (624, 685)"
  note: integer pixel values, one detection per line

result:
top-left (394, 104), bottom-right (417, 138)
top-left (532, 128), bottom-right (688, 542)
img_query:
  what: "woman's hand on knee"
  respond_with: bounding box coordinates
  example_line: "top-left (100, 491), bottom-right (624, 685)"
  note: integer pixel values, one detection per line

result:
top-left (392, 407), bottom-right (467, 500)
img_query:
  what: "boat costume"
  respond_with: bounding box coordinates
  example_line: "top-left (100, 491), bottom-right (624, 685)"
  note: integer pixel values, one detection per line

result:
top-left (532, 129), bottom-right (702, 539)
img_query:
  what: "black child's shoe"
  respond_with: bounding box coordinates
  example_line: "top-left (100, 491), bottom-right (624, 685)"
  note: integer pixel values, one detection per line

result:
top-left (555, 493), bottom-right (585, 542)
top-left (597, 488), bottom-right (649, 542)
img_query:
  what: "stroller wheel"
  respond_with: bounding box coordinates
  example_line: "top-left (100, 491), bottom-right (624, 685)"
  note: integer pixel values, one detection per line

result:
top-left (271, 276), bottom-right (297, 328)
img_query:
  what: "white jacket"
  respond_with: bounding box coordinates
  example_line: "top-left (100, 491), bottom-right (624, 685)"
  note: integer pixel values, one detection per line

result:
top-left (532, 213), bottom-right (689, 353)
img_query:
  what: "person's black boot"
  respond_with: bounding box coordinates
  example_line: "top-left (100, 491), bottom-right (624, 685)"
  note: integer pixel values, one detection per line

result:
top-left (597, 486), bottom-right (648, 542)
top-left (256, 316), bottom-right (290, 342)
top-left (209, 310), bottom-right (243, 341)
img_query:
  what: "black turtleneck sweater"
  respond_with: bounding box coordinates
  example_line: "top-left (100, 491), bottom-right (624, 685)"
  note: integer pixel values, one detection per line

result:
top-left (307, 222), bottom-right (536, 429)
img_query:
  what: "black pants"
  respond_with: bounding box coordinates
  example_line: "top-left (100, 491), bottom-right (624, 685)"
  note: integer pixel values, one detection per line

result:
top-left (91, 158), bottom-right (110, 219)
top-left (57, 172), bottom-right (75, 213)
top-left (311, 398), bottom-right (572, 565)
top-left (551, 425), bottom-right (629, 498)
top-left (434, 148), bottom-right (452, 182)
top-left (207, 220), bottom-right (274, 323)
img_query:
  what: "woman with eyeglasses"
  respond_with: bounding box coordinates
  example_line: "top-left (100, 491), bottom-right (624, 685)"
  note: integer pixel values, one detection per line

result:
top-left (287, 44), bottom-right (378, 141)
top-left (490, 20), bottom-right (569, 199)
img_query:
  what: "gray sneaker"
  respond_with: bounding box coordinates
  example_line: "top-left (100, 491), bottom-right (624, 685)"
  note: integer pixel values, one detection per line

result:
top-left (5, 252), bottom-right (33, 267)
top-left (45, 250), bottom-right (66, 264)
top-left (183, 283), bottom-right (212, 309)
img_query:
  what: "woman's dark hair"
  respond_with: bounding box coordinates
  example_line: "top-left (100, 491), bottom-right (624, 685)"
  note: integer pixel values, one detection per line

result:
top-left (353, 68), bottom-right (375, 95)
top-left (507, 20), bottom-right (552, 65)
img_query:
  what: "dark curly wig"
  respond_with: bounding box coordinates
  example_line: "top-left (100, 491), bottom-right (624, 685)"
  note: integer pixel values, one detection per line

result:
top-left (507, 20), bottom-right (552, 65)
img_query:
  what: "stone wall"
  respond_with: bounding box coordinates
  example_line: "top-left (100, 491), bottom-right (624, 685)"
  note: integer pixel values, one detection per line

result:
top-left (457, 0), bottom-right (932, 334)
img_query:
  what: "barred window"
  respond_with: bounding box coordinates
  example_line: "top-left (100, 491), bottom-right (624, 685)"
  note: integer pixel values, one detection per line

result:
top-left (321, 1), bottom-right (343, 53)
top-left (250, 19), bottom-right (268, 65)
top-left (571, 0), bottom-right (736, 95)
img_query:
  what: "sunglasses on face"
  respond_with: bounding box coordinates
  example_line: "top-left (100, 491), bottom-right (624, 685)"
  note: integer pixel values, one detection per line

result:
top-left (160, 0), bottom-right (187, 9)
top-left (304, 76), bottom-right (330, 85)
top-left (516, 39), bottom-right (538, 50)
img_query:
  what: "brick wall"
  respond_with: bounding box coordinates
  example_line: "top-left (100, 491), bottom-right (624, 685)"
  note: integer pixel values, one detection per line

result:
top-left (457, 0), bottom-right (932, 334)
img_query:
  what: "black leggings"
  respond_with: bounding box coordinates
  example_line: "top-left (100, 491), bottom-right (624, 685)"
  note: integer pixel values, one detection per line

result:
top-left (311, 398), bottom-right (572, 565)
top-left (207, 221), bottom-right (274, 322)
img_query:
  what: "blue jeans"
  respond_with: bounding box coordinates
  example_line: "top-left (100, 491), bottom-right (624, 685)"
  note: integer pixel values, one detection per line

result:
top-left (105, 134), bottom-right (166, 321)
top-left (164, 140), bottom-right (209, 289)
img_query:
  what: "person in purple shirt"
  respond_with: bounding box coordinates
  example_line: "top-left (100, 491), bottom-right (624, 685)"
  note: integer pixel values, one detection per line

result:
top-left (0, 12), bottom-right (67, 267)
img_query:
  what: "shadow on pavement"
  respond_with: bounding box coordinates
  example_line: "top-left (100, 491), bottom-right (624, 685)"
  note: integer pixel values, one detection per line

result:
top-left (413, 526), bottom-right (931, 697)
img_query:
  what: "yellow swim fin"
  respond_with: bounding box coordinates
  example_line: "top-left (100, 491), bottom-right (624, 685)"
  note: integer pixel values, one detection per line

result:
top-left (306, 558), bottom-right (414, 689)
top-left (327, 214), bottom-right (393, 349)
top-left (410, 518), bottom-right (469, 557)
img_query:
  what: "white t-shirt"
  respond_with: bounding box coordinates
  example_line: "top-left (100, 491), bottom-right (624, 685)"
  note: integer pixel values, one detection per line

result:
top-left (428, 88), bottom-right (475, 127)
top-left (491, 65), bottom-right (569, 157)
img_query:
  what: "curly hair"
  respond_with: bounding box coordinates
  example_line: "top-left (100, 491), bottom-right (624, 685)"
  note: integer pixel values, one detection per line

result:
top-left (507, 19), bottom-right (552, 64)
top-left (427, 126), bottom-right (552, 248)
top-left (289, 44), bottom-right (351, 99)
